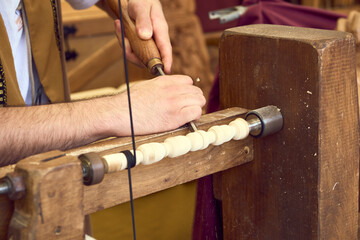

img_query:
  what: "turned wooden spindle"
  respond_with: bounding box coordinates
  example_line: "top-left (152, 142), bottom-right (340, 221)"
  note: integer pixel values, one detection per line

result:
top-left (103, 118), bottom-right (250, 172)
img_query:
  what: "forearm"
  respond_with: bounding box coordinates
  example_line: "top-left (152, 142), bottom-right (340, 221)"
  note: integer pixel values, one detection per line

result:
top-left (0, 96), bottom-right (122, 166)
top-left (0, 76), bottom-right (206, 167)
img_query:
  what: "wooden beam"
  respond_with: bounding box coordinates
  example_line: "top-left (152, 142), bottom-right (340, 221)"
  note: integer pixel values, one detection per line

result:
top-left (1, 107), bottom-right (253, 238)
top-left (217, 24), bottom-right (359, 239)
top-left (61, 1), bottom-right (114, 37)
top-left (68, 38), bottom-right (122, 93)
top-left (72, 108), bottom-right (253, 214)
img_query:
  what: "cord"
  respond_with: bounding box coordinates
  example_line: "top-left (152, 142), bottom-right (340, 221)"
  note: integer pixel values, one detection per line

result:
top-left (117, 0), bottom-right (137, 239)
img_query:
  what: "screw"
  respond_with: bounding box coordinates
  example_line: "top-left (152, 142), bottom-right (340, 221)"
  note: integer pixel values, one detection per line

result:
top-left (54, 226), bottom-right (62, 235)
top-left (244, 146), bottom-right (250, 154)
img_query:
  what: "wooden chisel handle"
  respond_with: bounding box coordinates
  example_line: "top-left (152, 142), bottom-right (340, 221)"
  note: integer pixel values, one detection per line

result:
top-left (105, 0), bottom-right (164, 75)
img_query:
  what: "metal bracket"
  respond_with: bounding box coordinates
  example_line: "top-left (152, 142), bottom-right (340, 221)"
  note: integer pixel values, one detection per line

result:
top-left (63, 25), bottom-right (78, 61)
top-left (209, 5), bottom-right (248, 24)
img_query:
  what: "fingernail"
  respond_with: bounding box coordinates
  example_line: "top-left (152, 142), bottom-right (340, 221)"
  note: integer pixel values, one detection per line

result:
top-left (139, 28), bottom-right (152, 39)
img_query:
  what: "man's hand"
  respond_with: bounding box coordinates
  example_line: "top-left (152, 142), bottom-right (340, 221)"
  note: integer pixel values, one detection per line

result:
top-left (127, 0), bottom-right (172, 74)
top-left (99, 0), bottom-right (172, 72)
top-left (111, 75), bottom-right (205, 135)
top-left (112, 0), bottom-right (172, 73)
top-left (114, 19), bottom-right (144, 67)
top-left (0, 75), bottom-right (204, 166)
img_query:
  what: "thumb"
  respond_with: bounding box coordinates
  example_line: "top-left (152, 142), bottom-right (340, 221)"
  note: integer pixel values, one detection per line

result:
top-left (128, 1), bottom-right (153, 40)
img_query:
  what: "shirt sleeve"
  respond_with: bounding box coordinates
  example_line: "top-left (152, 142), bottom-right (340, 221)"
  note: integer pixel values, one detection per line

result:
top-left (65, 0), bottom-right (100, 10)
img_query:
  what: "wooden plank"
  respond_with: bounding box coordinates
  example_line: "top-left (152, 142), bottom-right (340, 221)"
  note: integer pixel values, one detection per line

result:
top-left (84, 133), bottom-right (252, 214)
top-left (61, 0), bottom-right (114, 37)
top-left (68, 38), bottom-right (123, 92)
top-left (217, 25), bottom-right (359, 239)
top-left (0, 107), bottom-right (253, 237)
top-left (67, 107), bottom-right (254, 214)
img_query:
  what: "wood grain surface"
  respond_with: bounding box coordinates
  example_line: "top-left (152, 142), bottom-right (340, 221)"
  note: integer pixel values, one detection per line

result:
top-left (7, 151), bottom-right (84, 240)
top-left (217, 24), bottom-right (359, 239)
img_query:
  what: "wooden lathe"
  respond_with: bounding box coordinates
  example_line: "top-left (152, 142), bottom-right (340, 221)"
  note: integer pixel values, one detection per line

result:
top-left (0, 24), bottom-right (358, 239)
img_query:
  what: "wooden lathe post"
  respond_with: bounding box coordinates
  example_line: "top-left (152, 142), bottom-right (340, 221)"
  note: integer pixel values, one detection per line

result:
top-left (215, 24), bottom-right (359, 239)
top-left (7, 151), bottom-right (84, 239)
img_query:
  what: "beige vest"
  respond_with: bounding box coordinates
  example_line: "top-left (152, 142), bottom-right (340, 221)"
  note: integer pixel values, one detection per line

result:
top-left (0, 0), bottom-right (70, 107)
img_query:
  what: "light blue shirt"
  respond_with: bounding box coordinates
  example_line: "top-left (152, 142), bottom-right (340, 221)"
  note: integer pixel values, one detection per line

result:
top-left (0, 0), bottom-right (99, 105)
top-left (0, 0), bottom-right (32, 105)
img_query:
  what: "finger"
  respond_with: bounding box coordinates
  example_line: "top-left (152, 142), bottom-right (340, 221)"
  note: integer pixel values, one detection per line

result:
top-left (124, 38), bottom-right (144, 67)
top-left (171, 93), bottom-right (206, 112)
top-left (154, 75), bottom-right (194, 86)
top-left (151, 4), bottom-right (172, 73)
top-left (115, 20), bottom-right (145, 67)
top-left (179, 105), bottom-right (203, 123)
top-left (186, 86), bottom-right (204, 96)
top-left (177, 85), bottom-right (204, 96)
top-left (165, 85), bottom-right (204, 97)
top-left (128, 1), bottom-right (153, 40)
top-left (114, 19), bottom-right (123, 39)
